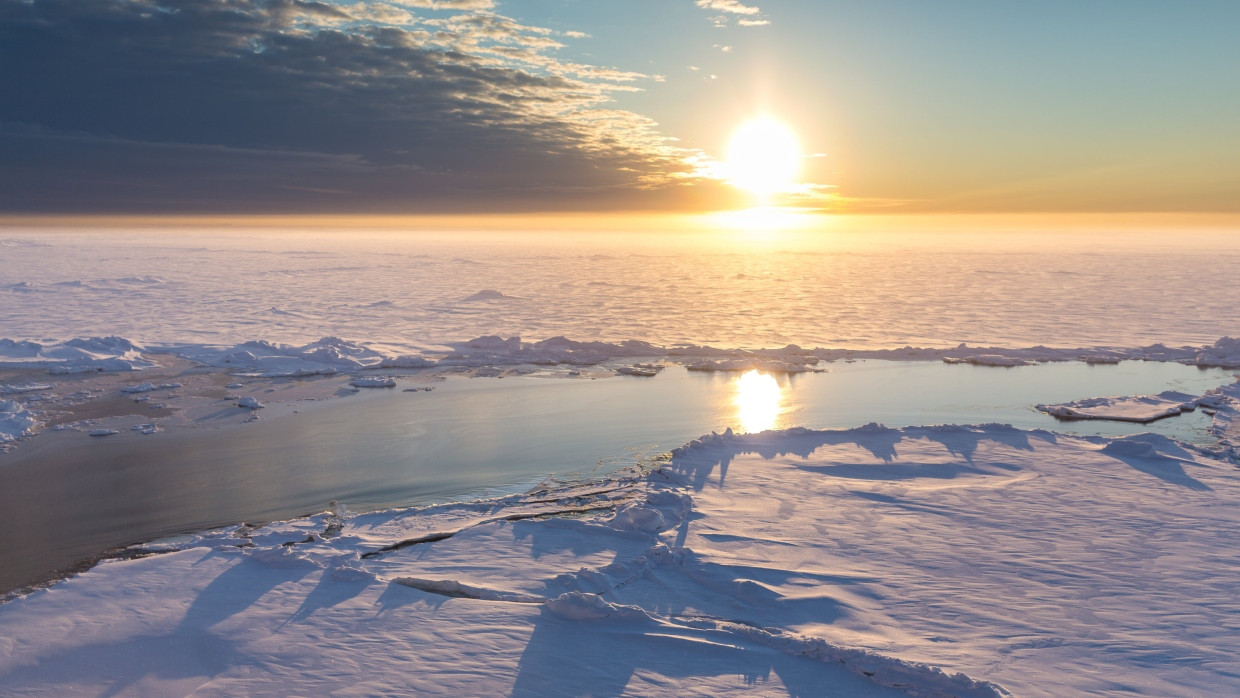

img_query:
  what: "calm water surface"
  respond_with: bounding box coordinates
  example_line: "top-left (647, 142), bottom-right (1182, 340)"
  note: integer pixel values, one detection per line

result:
top-left (1, 359), bottom-right (1232, 593)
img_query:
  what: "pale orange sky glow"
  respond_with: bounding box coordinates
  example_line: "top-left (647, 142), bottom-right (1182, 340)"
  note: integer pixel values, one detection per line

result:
top-left (3, 1), bottom-right (1238, 217)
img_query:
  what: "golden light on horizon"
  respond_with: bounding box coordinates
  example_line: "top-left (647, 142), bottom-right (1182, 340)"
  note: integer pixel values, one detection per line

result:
top-left (734, 369), bottom-right (782, 433)
top-left (726, 118), bottom-right (802, 201)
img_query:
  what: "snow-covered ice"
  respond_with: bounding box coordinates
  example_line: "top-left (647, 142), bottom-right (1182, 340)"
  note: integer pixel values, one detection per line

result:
top-left (0, 382), bottom-right (54, 395)
top-left (349, 375), bottom-right (397, 388)
top-left (5, 228), bottom-right (1240, 695)
top-left (1037, 390), bottom-right (1226, 423)
top-left (0, 399), bottom-right (41, 444)
top-left (3, 228), bottom-right (1240, 351)
top-left (5, 419), bottom-right (1240, 695)
top-left (120, 382), bottom-right (182, 394)
top-left (0, 337), bottom-right (156, 374)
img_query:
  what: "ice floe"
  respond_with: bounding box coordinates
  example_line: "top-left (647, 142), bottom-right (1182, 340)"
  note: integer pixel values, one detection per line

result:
top-left (119, 381), bottom-right (182, 394)
top-left (615, 363), bottom-right (663, 377)
top-left (1037, 389), bottom-right (1227, 423)
top-left (0, 383), bottom-right (54, 395)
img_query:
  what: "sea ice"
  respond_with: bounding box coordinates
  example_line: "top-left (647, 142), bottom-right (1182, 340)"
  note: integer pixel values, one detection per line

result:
top-left (349, 376), bottom-right (397, 388)
top-left (8, 417), bottom-right (1240, 695)
top-left (0, 336), bottom-right (156, 373)
top-left (0, 400), bottom-right (40, 444)
top-left (1036, 390), bottom-right (1222, 423)
top-left (171, 337), bottom-right (434, 377)
top-left (0, 383), bottom-right (54, 395)
top-left (120, 381), bottom-right (182, 394)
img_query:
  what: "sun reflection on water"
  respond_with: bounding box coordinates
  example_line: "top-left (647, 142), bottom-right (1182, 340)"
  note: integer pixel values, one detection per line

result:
top-left (734, 369), bottom-right (782, 433)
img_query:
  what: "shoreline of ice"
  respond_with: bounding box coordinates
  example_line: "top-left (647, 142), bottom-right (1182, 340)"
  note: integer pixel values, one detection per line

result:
top-left (5, 416), bottom-right (1240, 694)
top-left (2, 332), bottom-right (1239, 693)
top-left (3, 333), bottom-right (1239, 449)
top-left (3, 334), bottom-right (1240, 377)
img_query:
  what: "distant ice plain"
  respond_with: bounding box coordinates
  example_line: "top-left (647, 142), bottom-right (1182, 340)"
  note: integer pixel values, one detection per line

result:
top-left (4, 226), bottom-right (1239, 351)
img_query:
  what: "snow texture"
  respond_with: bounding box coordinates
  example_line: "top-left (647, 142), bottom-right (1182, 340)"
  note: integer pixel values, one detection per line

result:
top-left (6, 421), bottom-right (1240, 695)
top-left (5, 229), bottom-right (1240, 353)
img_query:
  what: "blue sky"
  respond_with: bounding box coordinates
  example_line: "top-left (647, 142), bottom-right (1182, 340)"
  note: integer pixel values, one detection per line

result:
top-left (1, 0), bottom-right (1237, 215)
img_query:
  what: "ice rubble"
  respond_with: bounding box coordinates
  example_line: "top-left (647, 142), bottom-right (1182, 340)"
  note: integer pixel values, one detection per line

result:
top-left (0, 399), bottom-right (40, 444)
top-left (4, 334), bottom-right (1240, 377)
top-left (437, 335), bottom-right (1240, 372)
top-left (438, 335), bottom-right (660, 367)
top-left (168, 337), bottom-right (438, 377)
top-left (0, 337), bottom-right (156, 373)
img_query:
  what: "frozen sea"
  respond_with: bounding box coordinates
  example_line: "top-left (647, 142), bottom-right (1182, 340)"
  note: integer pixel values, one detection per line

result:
top-left (3, 223), bottom-right (1240, 696)
top-left (4, 224), bottom-right (1240, 350)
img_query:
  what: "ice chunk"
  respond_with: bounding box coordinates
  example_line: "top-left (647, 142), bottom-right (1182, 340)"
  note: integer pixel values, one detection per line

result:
top-left (0, 383), bottom-right (54, 395)
top-left (0, 399), bottom-right (41, 443)
top-left (120, 381), bottom-right (182, 394)
top-left (1037, 390), bottom-right (1204, 423)
top-left (1193, 336), bottom-right (1240, 368)
top-left (238, 396), bottom-right (264, 409)
top-left (349, 376), bottom-right (397, 388)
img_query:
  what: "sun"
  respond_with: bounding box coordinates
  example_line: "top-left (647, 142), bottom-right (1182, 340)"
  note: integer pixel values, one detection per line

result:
top-left (725, 117), bottom-right (801, 199)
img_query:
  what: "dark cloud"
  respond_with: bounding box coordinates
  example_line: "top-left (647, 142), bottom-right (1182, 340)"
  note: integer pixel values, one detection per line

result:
top-left (0, 0), bottom-right (722, 213)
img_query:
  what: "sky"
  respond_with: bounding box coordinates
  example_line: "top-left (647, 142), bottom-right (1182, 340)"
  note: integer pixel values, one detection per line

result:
top-left (1, 0), bottom-right (1238, 216)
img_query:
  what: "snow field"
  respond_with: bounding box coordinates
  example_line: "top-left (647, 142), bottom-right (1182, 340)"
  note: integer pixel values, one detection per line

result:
top-left (6, 415), bottom-right (1240, 695)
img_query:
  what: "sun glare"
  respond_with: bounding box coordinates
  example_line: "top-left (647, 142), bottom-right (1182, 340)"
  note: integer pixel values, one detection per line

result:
top-left (734, 369), bottom-right (782, 433)
top-left (726, 118), bottom-right (802, 200)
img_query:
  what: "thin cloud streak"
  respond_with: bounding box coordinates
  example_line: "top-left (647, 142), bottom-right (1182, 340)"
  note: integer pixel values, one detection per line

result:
top-left (695, 0), bottom-right (760, 16)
